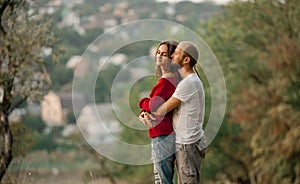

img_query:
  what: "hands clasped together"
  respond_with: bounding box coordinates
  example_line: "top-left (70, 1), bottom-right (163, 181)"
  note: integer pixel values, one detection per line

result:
top-left (139, 111), bottom-right (158, 129)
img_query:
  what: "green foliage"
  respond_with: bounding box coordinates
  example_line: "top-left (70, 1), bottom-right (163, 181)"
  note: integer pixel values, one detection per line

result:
top-left (72, 63), bottom-right (123, 104)
top-left (201, 0), bottom-right (300, 183)
top-left (67, 111), bottom-right (76, 124)
top-left (175, 1), bottom-right (220, 29)
top-left (82, 160), bottom-right (153, 184)
top-left (58, 27), bottom-right (102, 54)
top-left (97, 65), bottom-right (154, 182)
top-left (21, 113), bottom-right (78, 155)
top-left (73, 0), bottom-right (113, 16)
top-left (118, 41), bottom-right (156, 60)
top-left (1, 122), bottom-right (36, 184)
top-left (115, 80), bottom-right (150, 145)
top-left (31, 127), bottom-right (77, 153)
top-left (113, 164), bottom-right (154, 184)
top-left (286, 66), bottom-right (300, 110)
top-left (31, 133), bottom-right (58, 152)
top-left (95, 64), bottom-right (122, 103)
top-left (21, 114), bottom-right (46, 133)
top-left (130, 76), bottom-right (157, 113)
top-left (0, 0), bottom-right (62, 180)
top-left (10, 122), bottom-right (35, 158)
top-left (50, 64), bottom-right (74, 90)
top-left (0, 2), bottom-right (61, 102)
top-left (203, 121), bottom-right (251, 182)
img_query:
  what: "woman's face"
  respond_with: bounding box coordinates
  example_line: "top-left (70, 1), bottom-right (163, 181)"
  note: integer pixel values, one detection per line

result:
top-left (155, 44), bottom-right (171, 67)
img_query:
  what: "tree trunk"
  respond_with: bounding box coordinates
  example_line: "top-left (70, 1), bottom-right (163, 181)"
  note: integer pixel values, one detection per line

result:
top-left (0, 112), bottom-right (13, 183)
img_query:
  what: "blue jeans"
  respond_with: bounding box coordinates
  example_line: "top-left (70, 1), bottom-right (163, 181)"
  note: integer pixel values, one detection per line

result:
top-left (151, 134), bottom-right (176, 184)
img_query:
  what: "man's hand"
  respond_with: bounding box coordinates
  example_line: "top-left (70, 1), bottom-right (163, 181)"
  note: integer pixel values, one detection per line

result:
top-left (139, 111), bottom-right (156, 128)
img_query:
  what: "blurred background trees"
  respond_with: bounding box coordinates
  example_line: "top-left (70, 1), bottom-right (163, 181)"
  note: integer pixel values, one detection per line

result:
top-left (0, 0), bottom-right (299, 183)
top-left (201, 0), bottom-right (300, 183)
top-left (0, 0), bottom-right (60, 181)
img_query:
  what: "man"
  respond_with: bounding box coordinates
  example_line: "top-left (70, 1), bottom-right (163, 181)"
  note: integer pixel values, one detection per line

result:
top-left (142, 41), bottom-right (207, 184)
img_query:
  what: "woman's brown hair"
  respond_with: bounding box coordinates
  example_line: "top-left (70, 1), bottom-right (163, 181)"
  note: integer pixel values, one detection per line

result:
top-left (155, 40), bottom-right (179, 78)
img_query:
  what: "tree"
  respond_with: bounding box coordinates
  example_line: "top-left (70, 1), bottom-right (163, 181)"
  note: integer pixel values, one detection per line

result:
top-left (202, 0), bottom-right (300, 183)
top-left (0, 0), bottom-right (60, 181)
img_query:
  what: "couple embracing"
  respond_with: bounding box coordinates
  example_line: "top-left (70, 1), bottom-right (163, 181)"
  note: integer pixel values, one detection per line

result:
top-left (138, 40), bottom-right (207, 184)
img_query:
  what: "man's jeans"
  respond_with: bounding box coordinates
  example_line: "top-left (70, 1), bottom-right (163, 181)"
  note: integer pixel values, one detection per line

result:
top-left (151, 134), bottom-right (176, 184)
top-left (175, 136), bottom-right (207, 184)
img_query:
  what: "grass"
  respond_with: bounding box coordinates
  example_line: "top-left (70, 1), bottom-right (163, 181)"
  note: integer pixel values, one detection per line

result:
top-left (4, 150), bottom-right (97, 184)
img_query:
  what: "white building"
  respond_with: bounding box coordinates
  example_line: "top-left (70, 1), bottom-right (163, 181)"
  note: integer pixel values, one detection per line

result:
top-left (77, 103), bottom-right (121, 144)
top-left (41, 91), bottom-right (85, 126)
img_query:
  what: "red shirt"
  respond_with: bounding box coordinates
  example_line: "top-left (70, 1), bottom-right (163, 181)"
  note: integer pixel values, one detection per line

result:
top-left (138, 76), bottom-right (177, 138)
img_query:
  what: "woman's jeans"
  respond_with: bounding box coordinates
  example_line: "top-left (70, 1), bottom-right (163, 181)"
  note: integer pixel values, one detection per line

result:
top-left (151, 134), bottom-right (176, 184)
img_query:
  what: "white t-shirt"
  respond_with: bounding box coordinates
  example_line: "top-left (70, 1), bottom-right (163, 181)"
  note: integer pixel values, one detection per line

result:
top-left (172, 73), bottom-right (205, 144)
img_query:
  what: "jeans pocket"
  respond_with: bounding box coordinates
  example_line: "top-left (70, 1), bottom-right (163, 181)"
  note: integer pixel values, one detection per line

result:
top-left (181, 167), bottom-right (197, 184)
top-left (195, 137), bottom-right (207, 158)
top-left (195, 144), bottom-right (206, 158)
top-left (182, 167), bottom-right (196, 177)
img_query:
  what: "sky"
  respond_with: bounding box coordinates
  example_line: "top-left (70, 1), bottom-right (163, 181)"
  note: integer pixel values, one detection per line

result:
top-left (156, 0), bottom-right (233, 5)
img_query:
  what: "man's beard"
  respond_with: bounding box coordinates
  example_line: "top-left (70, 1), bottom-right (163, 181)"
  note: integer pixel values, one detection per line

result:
top-left (169, 63), bottom-right (182, 73)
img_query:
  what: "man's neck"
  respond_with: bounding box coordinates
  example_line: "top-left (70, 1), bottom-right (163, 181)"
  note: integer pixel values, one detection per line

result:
top-left (178, 66), bottom-right (194, 79)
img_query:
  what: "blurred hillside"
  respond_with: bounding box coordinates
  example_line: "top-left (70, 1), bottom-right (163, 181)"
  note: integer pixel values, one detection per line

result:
top-left (4, 0), bottom-right (299, 184)
top-left (39, 0), bottom-right (221, 91)
top-left (3, 0), bottom-right (223, 184)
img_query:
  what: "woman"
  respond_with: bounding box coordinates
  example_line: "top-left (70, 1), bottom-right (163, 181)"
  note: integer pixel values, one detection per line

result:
top-left (138, 40), bottom-right (179, 184)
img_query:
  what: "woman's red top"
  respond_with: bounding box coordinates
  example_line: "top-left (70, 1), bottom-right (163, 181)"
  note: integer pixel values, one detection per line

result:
top-left (138, 76), bottom-right (177, 138)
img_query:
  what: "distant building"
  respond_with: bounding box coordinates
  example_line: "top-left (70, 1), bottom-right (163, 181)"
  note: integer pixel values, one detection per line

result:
top-left (77, 103), bottom-right (121, 144)
top-left (48, 0), bottom-right (62, 6)
top-left (98, 53), bottom-right (128, 68)
top-left (82, 13), bottom-right (116, 30)
top-left (41, 91), bottom-right (86, 126)
top-left (82, 6), bottom-right (137, 30)
top-left (66, 55), bottom-right (90, 78)
top-left (66, 55), bottom-right (82, 69)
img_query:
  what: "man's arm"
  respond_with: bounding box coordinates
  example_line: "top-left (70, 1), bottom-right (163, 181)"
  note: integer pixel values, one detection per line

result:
top-left (154, 96), bottom-right (181, 116)
top-left (140, 97), bottom-right (181, 128)
top-left (139, 78), bottom-right (176, 112)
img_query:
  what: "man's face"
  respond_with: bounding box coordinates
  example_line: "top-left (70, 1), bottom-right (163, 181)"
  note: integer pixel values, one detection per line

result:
top-left (171, 48), bottom-right (185, 66)
top-left (169, 48), bottom-right (185, 73)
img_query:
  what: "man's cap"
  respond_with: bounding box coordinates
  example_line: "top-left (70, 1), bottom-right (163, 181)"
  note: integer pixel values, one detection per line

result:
top-left (177, 41), bottom-right (199, 61)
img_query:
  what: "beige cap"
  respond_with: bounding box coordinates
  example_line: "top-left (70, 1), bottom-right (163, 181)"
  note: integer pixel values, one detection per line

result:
top-left (177, 41), bottom-right (199, 61)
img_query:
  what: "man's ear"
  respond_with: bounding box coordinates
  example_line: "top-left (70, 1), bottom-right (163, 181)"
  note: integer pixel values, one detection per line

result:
top-left (183, 56), bottom-right (190, 64)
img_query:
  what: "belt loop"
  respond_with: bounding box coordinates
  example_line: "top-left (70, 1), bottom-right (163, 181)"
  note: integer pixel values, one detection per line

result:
top-left (184, 144), bottom-right (187, 151)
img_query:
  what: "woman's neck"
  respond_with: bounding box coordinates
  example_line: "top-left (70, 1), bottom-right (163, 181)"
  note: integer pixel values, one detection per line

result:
top-left (161, 70), bottom-right (174, 78)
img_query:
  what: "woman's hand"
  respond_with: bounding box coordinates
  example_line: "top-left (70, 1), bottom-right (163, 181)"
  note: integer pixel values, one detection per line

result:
top-left (139, 111), bottom-right (156, 128)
